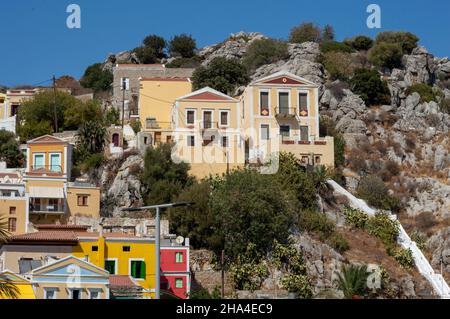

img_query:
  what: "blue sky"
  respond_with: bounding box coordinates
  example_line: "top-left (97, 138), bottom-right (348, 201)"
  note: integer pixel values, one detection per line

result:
top-left (1, 0), bottom-right (449, 86)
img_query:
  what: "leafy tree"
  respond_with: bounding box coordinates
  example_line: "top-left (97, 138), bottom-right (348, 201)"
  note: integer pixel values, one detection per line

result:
top-left (0, 219), bottom-right (19, 299)
top-left (143, 34), bottom-right (167, 59)
top-left (322, 51), bottom-right (355, 80)
top-left (168, 180), bottom-right (214, 248)
top-left (320, 41), bottom-right (354, 54)
top-left (192, 57), bottom-right (249, 95)
top-left (105, 107), bottom-right (120, 126)
top-left (17, 120), bottom-right (53, 143)
top-left (321, 24), bottom-right (335, 42)
top-left (141, 143), bottom-right (192, 205)
top-left (274, 153), bottom-right (317, 211)
top-left (368, 42), bottom-right (403, 70)
top-left (133, 46), bottom-right (159, 64)
top-left (289, 22), bottom-right (322, 43)
top-left (189, 287), bottom-right (221, 299)
top-left (76, 120), bottom-right (107, 154)
top-left (405, 83), bottom-right (436, 103)
top-left (165, 56), bottom-right (203, 68)
top-left (334, 264), bottom-right (369, 299)
top-left (169, 34), bottom-right (197, 58)
top-left (356, 175), bottom-right (400, 211)
top-left (349, 68), bottom-right (391, 106)
top-left (243, 38), bottom-right (289, 71)
top-left (80, 63), bottom-right (113, 92)
top-left (64, 99), bottom-right (103, 130)
top-left (209, 169), bottom-right (296, 261)
top-left (0, 131), bottom-right (24, 168)
top-left (345, 35), bottom-right (374, 51)
top-left (375, 31), bottom-right (419, 54)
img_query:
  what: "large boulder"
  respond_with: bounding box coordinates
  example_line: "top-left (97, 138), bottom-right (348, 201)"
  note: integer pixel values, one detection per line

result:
top-left (403, 46), bottom-right (436, 86)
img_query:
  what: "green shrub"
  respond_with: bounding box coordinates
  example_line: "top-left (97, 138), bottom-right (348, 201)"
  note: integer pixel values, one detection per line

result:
top-left (80, 63), bottom-right (113, 92)
top-left (375, 31), bottom-right (419, 54)
top-left (298, 210), bottom-right (335, 238)
top-left (365, 212), bottom-right (399, 247)
top-left (405, 83), bottom-right (436, 103)
top-left (343, 207), bottom-right (369, 229)
top-left (169, 34), bottom-right (197, 58)
top-left (142, 34), bottom-right (167, 59)
top-left (320, 41), bottom-right (354, 54)
top-left (243, 38), bottom-right (289, 71)
top-left (410, 231), bottom-right (427, 250)
top-left (328, 233), bottom-right (350, 253)
top-left (289, 22), bottom-right (322, 43)
top-left (322, 51), bottom-right (355, 80)
top-left (133, 46), bottom-right (159, 64)
top-left (349, 68), bottom-right (391, 106)
top-left (280, 274), bottom-right (313, 298)
top-left (0, 130), bottom-right (24, 168)
top-left (393, 248), bottom-right (414, 269)
top-left (130, 120), bottom-right (141, 134)
top-left (368, 42), bottom-right (403, 69)
top-left (357, 175), bottom-right (400, 211)
top-left (345, 36), bottom-right (374, 51)
top-left (192, 57), bottom-right (249, 95)
top-left (79, 153), bottom-right (104, 172)
top-left (189, 287), bottom-right (221, 299)
top-left (165, 56), bottom-right (202, 68)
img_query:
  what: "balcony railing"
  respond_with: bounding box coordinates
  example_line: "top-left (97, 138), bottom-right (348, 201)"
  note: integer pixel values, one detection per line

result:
top-left (145, 120), bottom-right (172, 130)
top-left (200, 121), bottom-right (218, 130)
top-left (274, 107), bottom-right (296, 118)
top-left (28, 165), bottom-right (62, 176)
top-left (279, 135), bottom-right (328, 145)
top-left (30, 204), bottom-right (64, 214)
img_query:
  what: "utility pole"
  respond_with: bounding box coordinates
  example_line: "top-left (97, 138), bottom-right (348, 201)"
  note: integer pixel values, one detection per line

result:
top-left (221, 249), bottom-right (225, 298)
top-left (52, 75), bottom-right (58, 132)
top-left (121, 80), bottom-right (126, 128)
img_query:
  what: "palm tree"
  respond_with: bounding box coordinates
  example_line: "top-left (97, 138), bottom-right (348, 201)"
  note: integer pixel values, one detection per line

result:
top-left (0, 219), bottom-right (19, 299)
top-left (313, 165), bottom-right (331, 197)
top-left (77, 120), bottom-right (107, 154)
top-left (334, 264), bottom-right (369, 299)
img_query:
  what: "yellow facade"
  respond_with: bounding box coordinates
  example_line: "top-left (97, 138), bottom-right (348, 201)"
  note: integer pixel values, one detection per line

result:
top-left (0, 93), bottom-right (8, 119)
top-left (0, 271), bottom-right (36, 299)
top-left (0, 197), bottom-right (27, 235)
top-left (73, 235), bottom-right (156, 298)
top-left (139, 78), bottom-right (192, 145)
top-left (66, 186), bottom-right (100, 218)
top-left (173, 87), bottom-right (245, 178)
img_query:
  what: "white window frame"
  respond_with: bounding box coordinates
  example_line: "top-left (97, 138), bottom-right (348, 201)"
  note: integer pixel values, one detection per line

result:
top-left (185, 109), bottom-right (196, 126)
top-left (299, 125), bottom-right (310, 142)
top-left (201, 109), bottom-right (214, 129)
top-left (104, 258), bottom-right (118, 275)
top-left (68, 288), bottom-right (83, 300)
top-left (279, 124), bottom-right (291, 138)
top-left (121, 77), bottom-right (130, 90)
top-left (260, 124), bottom-right (270, 141)
top-left (32, 153), bottom-right (45, 169)
top-left (129, 258), bottom-right (146, 281)
top-left (297, 90), bottom-right (310, 116)
top-left (187, 135), bottom-right (195, 147)
top-left (88, 288), bottom-right (102, 299)
top-left (175, 252), bottom-right (184, 263)
top-left (44, 287), bottom-right (58, 299)
top-left (219, 110), bottom-right (230, 127)
top-left (277, 89), bottom-right (291, 114)
top-left (175, 278), bottom-right (184, 289)
top-left (258, 89), bottom-right (271, 116)
top-left (49, 152), bottom-right (62, 172)
top-left (221, 135), bottom-right (229, 148)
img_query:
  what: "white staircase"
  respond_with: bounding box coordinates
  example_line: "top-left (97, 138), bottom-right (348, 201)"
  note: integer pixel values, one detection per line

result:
top-left (327, 179), bottom-right (450, 299)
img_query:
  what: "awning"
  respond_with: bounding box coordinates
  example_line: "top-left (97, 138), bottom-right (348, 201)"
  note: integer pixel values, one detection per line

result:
top-left (29, 186), bottom-right (65, 199)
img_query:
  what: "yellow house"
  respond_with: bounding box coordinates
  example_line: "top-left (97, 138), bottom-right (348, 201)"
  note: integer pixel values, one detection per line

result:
top-left (30, 255), bottom-right (110, 299)
top-left (24, 135), bottom-right (100, 227)
top-left (0, 225), bottom-right (157, 299)
top-left (139, 77), bottom-right (192, 145)
top-left (172, 87), bottom-right (245, 178)
top-left (0, 93), bottom-right (8, 119)
top-left (0, 172), bottom-right (28, 235)
top-left (241, 71), bottom-right (334, 167)
top-left (0, 270), bottom-right (36, 299)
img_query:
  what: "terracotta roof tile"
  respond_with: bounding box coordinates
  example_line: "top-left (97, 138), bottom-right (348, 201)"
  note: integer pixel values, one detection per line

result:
top-left (34, 224), bottom-right (90, 231)
top-left (109, 275), bottom-right (139, 287)
top-left (9, 231), bottom-right (78, 243)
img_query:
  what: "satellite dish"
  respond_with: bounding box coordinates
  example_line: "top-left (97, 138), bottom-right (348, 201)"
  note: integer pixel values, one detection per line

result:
top-left (175, 236), bottom-right (184, 245)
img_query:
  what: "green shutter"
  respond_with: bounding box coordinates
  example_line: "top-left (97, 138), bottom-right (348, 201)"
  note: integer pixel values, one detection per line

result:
top-left (140, 261), bottom-right (146, 279)
top-left (131, 261), bottom-right (137, 278)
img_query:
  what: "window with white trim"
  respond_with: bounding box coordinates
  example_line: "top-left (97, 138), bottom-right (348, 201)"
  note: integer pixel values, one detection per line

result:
top-left (121, 77), bottom-right (130, 90)
top-left (175, 278), bottom-right (183, 289)
top-left (260, 91), bottom-right (269, 116)
top-left (298, 92), bottom-right (308, 115)
top-left (261, 125), bottom-right (270, 140)
top-left (175, 252), bottom-right (183, 263)
top-left (44, 288), bottom-right (57, 299)
top-left (186, 110), bottom-right (195, 125)
top-left (187, 136), bottom-right (195, 147)
top-left (280, 125), bottom-right (290, 138)
top-left (300, 126), bottom-right (309, 142)
top-left (219, 111), bottom-right (229, 126)
top-left (89, 289), bottom-right (101, 299)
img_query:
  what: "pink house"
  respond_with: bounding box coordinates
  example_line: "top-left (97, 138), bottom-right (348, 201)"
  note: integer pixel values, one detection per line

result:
top-left (160, 237), bottom-right (190, 299)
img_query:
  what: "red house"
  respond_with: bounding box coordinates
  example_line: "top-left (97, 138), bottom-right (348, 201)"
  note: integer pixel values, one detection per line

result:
top-left (160, 237), bottom-right (190, 299)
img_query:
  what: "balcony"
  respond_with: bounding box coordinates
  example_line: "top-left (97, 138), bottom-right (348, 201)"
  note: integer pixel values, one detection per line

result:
top-left (30, 198), bottom-right (64, 215)
top-left (274, 107), bottom-right (296, 118)
top-left (27, 165), bottom-right (62, 177)
top-left (145, 119), bottom-right (172, 130)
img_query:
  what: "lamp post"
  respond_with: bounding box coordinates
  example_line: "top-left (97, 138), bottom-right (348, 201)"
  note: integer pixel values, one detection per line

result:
top-left (122, 201), bottom-right (194, 299)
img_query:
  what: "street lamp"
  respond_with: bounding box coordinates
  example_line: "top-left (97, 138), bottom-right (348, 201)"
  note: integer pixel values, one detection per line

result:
top-left (122, 201), bottom-right (194, 299)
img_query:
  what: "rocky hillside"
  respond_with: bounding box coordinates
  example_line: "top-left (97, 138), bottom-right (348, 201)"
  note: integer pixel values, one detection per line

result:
top-left (99, 31), bottom-right (449, 297)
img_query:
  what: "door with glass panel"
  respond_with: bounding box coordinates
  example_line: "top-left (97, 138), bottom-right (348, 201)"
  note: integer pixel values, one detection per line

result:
top-left (50, 153), bottom-right (61, 172)
top-left (278, 92), bottom-right (289, 115)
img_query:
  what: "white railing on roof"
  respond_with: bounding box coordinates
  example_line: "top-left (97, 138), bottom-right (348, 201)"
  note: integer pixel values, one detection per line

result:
top-left (327, 179), bottom-right (450, 299)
